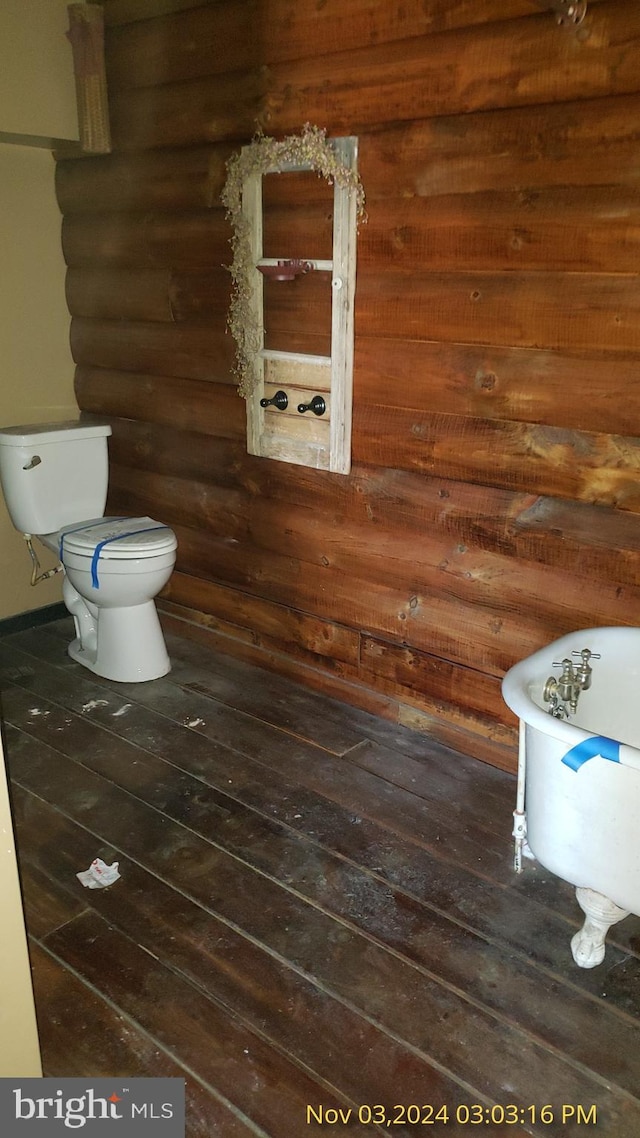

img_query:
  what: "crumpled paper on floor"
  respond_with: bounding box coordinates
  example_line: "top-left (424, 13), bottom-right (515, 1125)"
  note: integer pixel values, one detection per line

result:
top-left (76, 858), bottom-right (121, 889)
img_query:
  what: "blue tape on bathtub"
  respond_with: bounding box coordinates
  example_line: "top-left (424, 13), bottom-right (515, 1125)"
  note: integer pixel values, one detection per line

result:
top-left (561, 735), bottom-right (620, 772)
top-left (90, 525), bottom-right (171, 589)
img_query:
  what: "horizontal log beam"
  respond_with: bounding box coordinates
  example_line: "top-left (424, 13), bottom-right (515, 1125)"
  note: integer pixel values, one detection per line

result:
top-left (109, 466), bottom-right (250, 540)
top-left (104, 1), bottom-right (563, 84)
top-left (263, 2), bottom-right (640, 137)
top-left (231, 449), bottom-right (640, 584)
top-left (66, 268), bottom-right (230, 324)
top-left (76, 369), bottom-right (244, 436)
top-left (353, 405), bottom-right (640, 512)
top-left (71, 319), bottom-right (235, 381)
top-left (66, 268), bottom-right (173, 322)
top-left (162, 572), bottom-right (360, 667)
top-left (355, 338), bottom-right (640, 438)
top-left (359, 636), bottom-right (510, 728)
top-left (360, 187), bottom-right (640, 275)
top-left (55, 145), bottom-right (233, 215)
top-left (101, 0), bottom-right (207, 27)
top-left (106, 418), bottom-right (244, 484)
top-left (109, 68), bottom-right (265, 150)
top-left (355, 270), bottom-right (640, 354)
top-left (56, 91), bottom-right (640, 218)
top-left (62, 210), bottom-right (231, 269)
top-left (106, 3), bottom-right (640, 148)
top-left (106, 454), bottom-right (640, 636)
top-left (93, 416), bottom-right (640, 586)
top-left (56, 88), bottom-right (640, 223)
top-left (243, 495), bottom-right (640, 634)
top-left (67, 264), bottom-right (640, 356)
top-left (360, 93), bottom-right (640, 200)
top-left (71, 326), bottom-right (640, 441)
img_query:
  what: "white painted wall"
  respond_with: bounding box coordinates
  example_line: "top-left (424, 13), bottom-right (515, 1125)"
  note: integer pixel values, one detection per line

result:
top-left (0, 144), bottom-right (77, 618)
top-left (0, 0), bottom-right (78, 143)
top-left (0, 732), bottom-right (42, 1075)
top-left (0, 0), bottom-right (82, 621)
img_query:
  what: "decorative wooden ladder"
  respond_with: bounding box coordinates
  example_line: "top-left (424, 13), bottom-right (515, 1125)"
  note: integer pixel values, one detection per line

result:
top-left (242, 137), bottom-right (359, 474)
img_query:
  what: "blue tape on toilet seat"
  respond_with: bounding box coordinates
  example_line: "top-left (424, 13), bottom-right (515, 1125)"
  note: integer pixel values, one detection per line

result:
top-left (90, 525), bottom-right (172, 588)
top-left (59, 517), bottom-right (129, 560)
top-left (561, 735), bottom-right (620, 772)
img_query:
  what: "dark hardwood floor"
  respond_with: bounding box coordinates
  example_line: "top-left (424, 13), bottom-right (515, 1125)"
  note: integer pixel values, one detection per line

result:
top-left (1, 619), bottom-right (640, 1137)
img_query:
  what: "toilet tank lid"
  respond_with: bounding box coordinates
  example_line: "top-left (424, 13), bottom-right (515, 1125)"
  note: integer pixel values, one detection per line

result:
top-left (0, 420), bottom-right (112, 446)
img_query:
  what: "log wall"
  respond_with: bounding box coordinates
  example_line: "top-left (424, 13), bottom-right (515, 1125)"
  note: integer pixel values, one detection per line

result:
top-left (59, 0), bottom-right (640, 770)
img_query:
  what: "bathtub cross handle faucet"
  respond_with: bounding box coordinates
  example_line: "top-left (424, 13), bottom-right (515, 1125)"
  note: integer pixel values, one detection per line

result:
top-left (543, 647), bottom-right (600, 716)
top-left (571, 647), bottom-right (600, 693)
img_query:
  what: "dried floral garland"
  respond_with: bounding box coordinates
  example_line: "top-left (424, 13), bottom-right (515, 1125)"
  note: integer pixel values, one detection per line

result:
top-left (221, 124), bottom-right (366, 399)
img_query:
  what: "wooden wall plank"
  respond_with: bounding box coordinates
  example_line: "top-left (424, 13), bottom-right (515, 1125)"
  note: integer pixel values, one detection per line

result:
top-left (355, 270), bottom-right (640, 354)
top-left (109, 69), bottom-right (265, 151)
top-left (241, 496), bottom-right (640, 633)
top-left (56, 91), bottom-right (640, 219)
top-left (80, 373), bottom-right (245, 436)
top-left (104, 412), bottom-right (640, 586)
top-left (62, 210), bottom-right (230, 269)
top-left (263, 2), bottom-right (640, 136)
top-left (66, 268), bottom-right (173, 322)
top-left (144, 523), bottom-right (557, 676)
top-left (107, 458), bottom-right (640, 646)
top-left (101, 0), bottom-right (209, 27)
top-left (55, 145), bottom-right (232, 214)
top-left (353, 406), bottom-right (640, 512)
top-left (360, 187), bottom-right (640, 274)
top-left (104, 1), bottom-right (573, 87)
top-left (71, 320), bottom-right (235, 380)
top-left (106, 415), bottom-right (244, 479)
top-left (101, 0), bottom-right (607, 32)
top-left (109, 467), bottom-right (251, 539)
top-left (359, 636), bottom-right (511, 726)
top-left (360, 92), bottom-right (640, 199)
top-left (355, 339), bottom-right (640, 437)
top-left (67, 269), bottom-right (230, 325)
top-left (162, 573), bottom-right (360, 667)
top-left (106, 4), bottom-right (640, 149)
top-left (68, 265), bottom-right (640, 356)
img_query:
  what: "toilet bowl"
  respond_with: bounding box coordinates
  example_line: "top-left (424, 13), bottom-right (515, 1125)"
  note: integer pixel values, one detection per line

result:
top-left (0, 421), bottom-right (178, 683)
top-left (45, 516), bottom-right (177, 682)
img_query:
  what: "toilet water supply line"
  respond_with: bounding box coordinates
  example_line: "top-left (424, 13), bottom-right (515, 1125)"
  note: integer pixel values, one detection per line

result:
top-left (513, 717), bottom-right (527, 874)
top-left (23, 534), bottom-right (63, 587)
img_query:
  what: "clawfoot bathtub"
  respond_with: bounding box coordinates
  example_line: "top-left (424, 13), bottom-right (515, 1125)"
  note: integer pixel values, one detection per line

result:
top-left (502, 627), bottom-right (640, 968)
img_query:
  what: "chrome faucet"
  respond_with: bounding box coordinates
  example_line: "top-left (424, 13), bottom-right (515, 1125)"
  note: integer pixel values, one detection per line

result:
top-left (543, 648), bottom-right (600, 717)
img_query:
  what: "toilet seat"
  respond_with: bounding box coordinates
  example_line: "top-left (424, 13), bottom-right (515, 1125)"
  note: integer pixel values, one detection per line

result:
top-left (58, 516), bottom-right (177, 559)
top-left (56, 516), bottom-right (177, 590)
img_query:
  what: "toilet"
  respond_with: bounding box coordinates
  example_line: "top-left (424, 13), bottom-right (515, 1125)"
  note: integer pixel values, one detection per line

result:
top-left (0, 419), bottom-right (177, 682)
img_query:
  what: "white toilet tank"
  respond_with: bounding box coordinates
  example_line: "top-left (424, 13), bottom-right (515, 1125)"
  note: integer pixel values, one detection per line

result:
top-left (0, 420), bottom-right (112, 535)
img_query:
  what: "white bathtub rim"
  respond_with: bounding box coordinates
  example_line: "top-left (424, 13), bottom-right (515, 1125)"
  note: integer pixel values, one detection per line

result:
top-left (502, 625), bottom-right (640, 771)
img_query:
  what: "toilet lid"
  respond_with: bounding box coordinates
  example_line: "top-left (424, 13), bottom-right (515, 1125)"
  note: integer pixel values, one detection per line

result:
top-left (59, 516), bottom-right (177, 559)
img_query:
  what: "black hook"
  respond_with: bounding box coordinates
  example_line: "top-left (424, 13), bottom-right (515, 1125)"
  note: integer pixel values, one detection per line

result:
top-left (260, 390), bottom-right (288, 410)
top-left (297, 395), bottom-right (326, 416)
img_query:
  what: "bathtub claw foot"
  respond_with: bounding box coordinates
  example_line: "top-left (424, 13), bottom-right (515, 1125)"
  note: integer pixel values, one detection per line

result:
top-left (571, 888), bottom-right (629, 968)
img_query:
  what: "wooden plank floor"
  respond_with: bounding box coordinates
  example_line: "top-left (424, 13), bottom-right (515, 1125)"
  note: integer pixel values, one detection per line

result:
top-left (2, 619), bottom-right (640, 1137)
